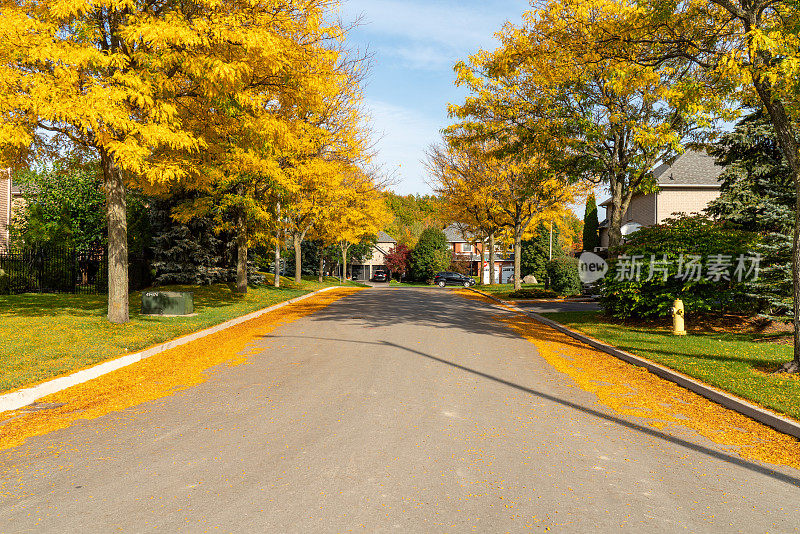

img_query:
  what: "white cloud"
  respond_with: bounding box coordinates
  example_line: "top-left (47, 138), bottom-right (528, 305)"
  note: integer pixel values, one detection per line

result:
top-left (382, 44), bottom-right (458, 71)
top-left (342, 0), bottom-right (491, 47)
top-left (340, 0), bottom-right (528, 64)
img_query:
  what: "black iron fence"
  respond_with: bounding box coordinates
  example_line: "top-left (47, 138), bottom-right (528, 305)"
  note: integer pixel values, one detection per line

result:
top-left (0, 246), bottom-right (150, 295)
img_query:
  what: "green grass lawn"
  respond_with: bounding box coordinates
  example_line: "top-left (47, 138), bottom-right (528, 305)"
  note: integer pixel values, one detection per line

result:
top-left (541, 311), bottom-right (800, 421)
top-left (0, 276), bottom-right (362, 394)
top-left (388, 280), bottom-right (435, 288)
top-left (476, 283), bottom-right (545, 300)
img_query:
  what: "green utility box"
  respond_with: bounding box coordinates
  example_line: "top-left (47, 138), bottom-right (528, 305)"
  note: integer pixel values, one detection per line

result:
top-left (141, 291), bottom-right (194, 316)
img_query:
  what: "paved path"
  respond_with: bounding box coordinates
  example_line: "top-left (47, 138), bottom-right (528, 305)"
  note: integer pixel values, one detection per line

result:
top-left (1, 289), bottom-right (799, 532)
top-left (512, 300), bottom-right (601, 313)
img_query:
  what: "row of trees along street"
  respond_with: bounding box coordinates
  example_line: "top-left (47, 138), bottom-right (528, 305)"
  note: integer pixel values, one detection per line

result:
top-left (0, 0), bottom-right (388, 323)
top-left (430, 0), bottom-right (800, 371)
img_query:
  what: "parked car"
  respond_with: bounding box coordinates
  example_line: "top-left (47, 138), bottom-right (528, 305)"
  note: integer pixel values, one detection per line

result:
top-left (371, 270), bottom-right (389, 282)
top-left (433, 271), bottom-right (476, 288)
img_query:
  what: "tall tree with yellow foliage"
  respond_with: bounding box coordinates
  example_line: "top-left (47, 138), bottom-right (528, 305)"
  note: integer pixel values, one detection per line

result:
top-left (450, 1), bottom-right (710, 250)
top-left (432, 125), bottom-right (582, 291)
top-left (586, 0), bottom-right (800, 367)
top-left (163, 1), bottom-right (347, 294)
top-left (426, 141), bottom-right (501, 284)
top-left (0, 0), bottom-right (343, 321)
top-left (313, 167), bottom-right (388, 282)
top-left (281, 49), bottom-right (373, 284)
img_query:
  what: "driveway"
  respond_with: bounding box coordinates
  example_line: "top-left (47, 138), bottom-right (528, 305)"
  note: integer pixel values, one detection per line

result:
top-left (1, 288), bottom-right (798, 532)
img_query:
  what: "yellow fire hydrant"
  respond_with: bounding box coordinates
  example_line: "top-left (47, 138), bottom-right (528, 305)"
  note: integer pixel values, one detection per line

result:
top-left (672, 299), bottom-right (687, 336)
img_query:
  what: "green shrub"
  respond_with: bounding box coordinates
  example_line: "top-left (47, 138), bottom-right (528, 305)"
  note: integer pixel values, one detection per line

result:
top-left (410, 228), bottom-right (450, 282)
top-left (5, 272), bottom-right (38, 294)
top-left (546, 257), bottom-right (581, 296)
top-left (599, 215), bottom-right (760, 318)
top-left (508, 288), bottom-right (558, 299)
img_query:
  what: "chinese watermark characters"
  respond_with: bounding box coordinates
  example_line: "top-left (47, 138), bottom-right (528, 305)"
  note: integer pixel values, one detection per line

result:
top-left (613, 253), bottom-right (761, 282)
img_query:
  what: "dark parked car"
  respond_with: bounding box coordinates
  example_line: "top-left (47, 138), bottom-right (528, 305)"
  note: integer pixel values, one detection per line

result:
top-left (371, 270), bottom-right (389, 282)
top-left (433, 271), bottom-right (476, 288)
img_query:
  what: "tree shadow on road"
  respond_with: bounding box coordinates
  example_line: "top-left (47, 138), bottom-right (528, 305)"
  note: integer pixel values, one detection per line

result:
top-left (277, 328), bottom-right (800, 489)
top-left (305, 288), bottom-right (525, 340)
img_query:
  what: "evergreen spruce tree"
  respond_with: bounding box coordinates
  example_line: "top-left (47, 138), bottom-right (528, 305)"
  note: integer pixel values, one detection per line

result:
top-left (706, 110), bottom-right (795, 316)
top-left (582, 193), bottom-right (599, 252)
top-left (149, 196), bottom-right (265, 286)
top-left (149, 198), bottom-right (228, 285)
top-left (520, 224), bottom-right (552, 282)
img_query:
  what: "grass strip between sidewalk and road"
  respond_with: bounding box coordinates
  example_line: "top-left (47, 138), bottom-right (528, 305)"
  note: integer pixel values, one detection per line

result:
top-left (540, 311), bottom-right (800, 422)
top-left (0, 276), bottom-right (363, 395)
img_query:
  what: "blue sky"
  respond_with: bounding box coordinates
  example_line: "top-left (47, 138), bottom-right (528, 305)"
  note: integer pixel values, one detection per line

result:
top-left (338, 0), bottom-right (531, 196)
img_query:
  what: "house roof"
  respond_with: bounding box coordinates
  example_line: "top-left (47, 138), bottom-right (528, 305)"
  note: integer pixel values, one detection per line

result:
top-left (443, 223), bottom-right (483, 243)
top-left (376, 230), bottom-right (396, 244)
top-left (653, 149), bottom-right (723, 186)
top-left (598, 150), bottom-right (722, 207)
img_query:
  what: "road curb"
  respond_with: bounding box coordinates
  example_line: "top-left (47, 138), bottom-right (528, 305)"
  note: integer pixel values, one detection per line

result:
top-left (0, 286), bottom-right (342, 414)
top-left (468, 287), bottom-right (800, 440)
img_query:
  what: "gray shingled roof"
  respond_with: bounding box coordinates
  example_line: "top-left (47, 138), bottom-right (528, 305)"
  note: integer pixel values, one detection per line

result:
top-left (377, 230), bottom-right (396, 243)
top-left (655, 150), bottom-right (723, 186)
top-left (443, 224), bottom-right (473, 243)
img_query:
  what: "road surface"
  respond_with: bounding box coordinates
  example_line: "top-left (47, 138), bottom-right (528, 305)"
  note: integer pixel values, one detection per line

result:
top-left (1, 288), bottom-right (798, 532)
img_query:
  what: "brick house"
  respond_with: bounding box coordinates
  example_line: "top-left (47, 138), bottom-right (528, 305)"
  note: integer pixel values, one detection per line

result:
top-left (442, 224), bottom-right (514, 282)
top-left (598, 150), bottom-right (723, 248)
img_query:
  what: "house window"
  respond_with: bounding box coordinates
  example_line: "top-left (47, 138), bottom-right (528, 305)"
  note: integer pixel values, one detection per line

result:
top-left (462, 244), bottom-right (472, 253)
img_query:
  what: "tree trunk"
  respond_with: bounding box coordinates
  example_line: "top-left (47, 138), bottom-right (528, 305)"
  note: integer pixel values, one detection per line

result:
top-left (318, 244), bottom-right (324, 283)
top-left (473, 239), bottom-right (481, 282)
top-left (606, 175), bottom-right (636, 254)
top-left (607, 180), bottom-right (624, 251)
top-left (273, 241), bottom-right (280, 288)
top-left (235, 211), bottom-right (247, 294)
top-left (789, 184), bottom-right (800, 372)
top-left (293, 233), bottom-right (302, 284)
top-left (489, 233), bottom-right (496, 285)
top-left (513, 228), bottom-right (522, 291)
top-left (101, 150), bottom-right (129, 324)
top-left (751, 79), bottom-right (800, 371)
top-left (340, 246), bottom-right (347, 283)
top-left (274, 202), bottom-right (280, 288)
top-left (478, 239), bottom-right (485, 285)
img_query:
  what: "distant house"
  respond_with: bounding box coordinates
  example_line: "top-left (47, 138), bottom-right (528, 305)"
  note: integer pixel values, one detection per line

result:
top-left (598, 150), bottom-right (723, 248)
top-left (0, 169), bottom-right (21, 251)
top-left (348, 231), bottom-right (398, 281)
top-left (442, 224), bottom-right (514, 281)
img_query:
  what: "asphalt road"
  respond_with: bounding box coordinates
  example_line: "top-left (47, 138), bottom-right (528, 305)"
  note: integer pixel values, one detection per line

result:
top-left (2, 288), bottom-right (799, 532)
